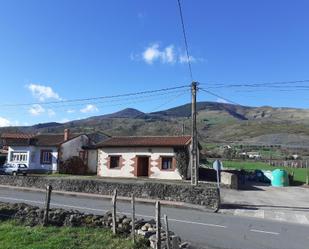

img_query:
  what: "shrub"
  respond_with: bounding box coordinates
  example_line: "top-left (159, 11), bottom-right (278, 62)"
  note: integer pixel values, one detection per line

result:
top-left (175, 149), bottom-right (190, 179)
top-left (59, 156), bottom-right (88, 175)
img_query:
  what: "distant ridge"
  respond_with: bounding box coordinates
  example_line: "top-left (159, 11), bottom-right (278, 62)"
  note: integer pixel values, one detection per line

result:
top-left (1, 101), bottom-right (309, 146)
top-left (102, 108), bottom-right (146, 118)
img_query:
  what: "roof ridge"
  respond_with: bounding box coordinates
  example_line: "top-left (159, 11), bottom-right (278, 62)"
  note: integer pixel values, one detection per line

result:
top-left (111, 135), bottom-right (191, 138)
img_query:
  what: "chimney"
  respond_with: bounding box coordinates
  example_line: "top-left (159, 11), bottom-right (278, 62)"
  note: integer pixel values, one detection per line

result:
top-left (64, 129), bottom-right (70, 141)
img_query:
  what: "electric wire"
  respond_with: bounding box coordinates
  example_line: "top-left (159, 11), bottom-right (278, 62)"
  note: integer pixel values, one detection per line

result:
top-left (0, 85), bottom-right (190, 107)
top-left (177, 0), bottom-right (194, 81)
top-left (198, 88), bottom-right (241, 106)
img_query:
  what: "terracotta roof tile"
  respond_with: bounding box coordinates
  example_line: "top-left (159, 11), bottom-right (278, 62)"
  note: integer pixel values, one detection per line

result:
top-left (35, 134), bottom-right (67, 146)
top-left (96, 136), bottom-right (192, 148)
top-left (2, 133), bottom-right (78, 147)
top-left (1, 133), bottom-right (35, 139)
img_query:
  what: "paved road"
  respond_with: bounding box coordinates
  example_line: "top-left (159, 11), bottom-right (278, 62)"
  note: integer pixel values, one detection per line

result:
top-left (221, 185), bottom-right (309, 225)
top-left (0, 187), bottom-right (308, 249)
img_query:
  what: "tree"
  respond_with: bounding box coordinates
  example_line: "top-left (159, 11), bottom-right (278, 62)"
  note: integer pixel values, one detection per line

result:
top-left (59, 156), bottom-right (88, 175)
top-left (175, 149), bottom-right (190, 179)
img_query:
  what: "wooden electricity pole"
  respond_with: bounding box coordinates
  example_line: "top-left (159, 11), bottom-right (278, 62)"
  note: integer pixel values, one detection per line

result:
top-left (191, 82), bottom-right (198, 186)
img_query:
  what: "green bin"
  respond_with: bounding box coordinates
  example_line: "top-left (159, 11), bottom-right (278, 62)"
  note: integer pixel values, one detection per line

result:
top-left (271, 169), bottom-right (289, 187)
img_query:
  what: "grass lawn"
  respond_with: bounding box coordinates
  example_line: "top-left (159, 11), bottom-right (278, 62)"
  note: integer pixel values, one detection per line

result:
top-left (222, 160), bottom-right (309, 185)
top-left (0, 220), bottom-right (147, 249)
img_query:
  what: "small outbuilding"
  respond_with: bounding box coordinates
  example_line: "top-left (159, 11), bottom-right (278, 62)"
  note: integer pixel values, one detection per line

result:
top-left (94, 136), bottom-right (196, 180)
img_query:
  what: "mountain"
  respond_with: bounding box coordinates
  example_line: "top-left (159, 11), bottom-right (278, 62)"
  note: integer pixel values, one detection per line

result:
top-left (2, 102), bottom-right (309, 147)
top-left (101, 108), bottom-right (146, 118)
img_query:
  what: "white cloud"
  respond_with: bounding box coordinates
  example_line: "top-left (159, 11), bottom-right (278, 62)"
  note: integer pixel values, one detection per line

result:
top-left (60, 118), bottom-right (70, 123)
top-left (27, 83), bottom-right (61, 101)
top-left (135, 43), bottom-right (203, 65)
top-left (216, 98), bottom-right (229, 104)
top-left (0, 117), bottom-right (11, 127)
top-left (142, 44), bottom-right (176, 64)
top-left (179, 54), bottom-right (196, 63)
top-left (80, 104), bottom-right (99, 113)
top-left (47, 109), bottom-right (56, 117)
top-left (67, 109), bottom-right (75, 114)
top-left (28, 104), bottom-right (45, 116)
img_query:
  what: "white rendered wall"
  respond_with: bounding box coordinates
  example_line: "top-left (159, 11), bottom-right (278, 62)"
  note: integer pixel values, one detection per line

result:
top-left (60, 135), bottom-right (89, 162)
top-left (97, 147), bottom-right (182, 180)
top-left (87, 149), bottom-right (98, 173)
top-left (8, 145), bottom-right (58, 171)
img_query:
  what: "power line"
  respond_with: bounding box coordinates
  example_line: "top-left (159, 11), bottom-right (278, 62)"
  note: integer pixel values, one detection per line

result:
top-left (177, 0), bottom-right (194, 81)
top-left (199, 87), bottom-right (242, 106)
top-left (0, 89), bottom-right (188, 111)
top-left (0, 84), bottom-right (190, 107)
top-left (0, 91), bottom-right (190, 116)
top-left (133, 91), bottom-right (189, 119)
top-left (199, 79), bottom-right (309, 88)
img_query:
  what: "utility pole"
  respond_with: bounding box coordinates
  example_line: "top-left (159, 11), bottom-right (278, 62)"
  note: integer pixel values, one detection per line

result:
top-left (182, 122), bottom-right (185, 136)
top-left (191, 82), bottom-right (198, 186)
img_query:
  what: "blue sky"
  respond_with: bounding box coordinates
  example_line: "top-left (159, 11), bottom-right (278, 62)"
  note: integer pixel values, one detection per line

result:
top-left (0, 0), bottom-right (309, 126)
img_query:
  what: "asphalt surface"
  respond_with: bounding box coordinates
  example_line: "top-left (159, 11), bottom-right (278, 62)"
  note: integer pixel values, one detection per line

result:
top-left (0, 187), bottom-right (308, 249)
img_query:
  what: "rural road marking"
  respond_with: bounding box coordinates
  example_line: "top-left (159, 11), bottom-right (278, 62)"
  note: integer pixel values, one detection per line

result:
top-left (295, 214), bottom-right (309, 224)
top-left (168, 218), bottom-right (227, 228)
top-left (0, 196), bottom-right (226, 229)
top-left (250, 229), bottom-right (280, 235)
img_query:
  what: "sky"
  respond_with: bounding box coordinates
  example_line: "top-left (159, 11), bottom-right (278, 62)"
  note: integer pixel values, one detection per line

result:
top-left (0, 0), bottom-right (309, 126)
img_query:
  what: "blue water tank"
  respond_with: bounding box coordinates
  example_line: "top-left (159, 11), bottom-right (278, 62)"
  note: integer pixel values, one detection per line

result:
top-left (271, 169), bottom-right (289, 187)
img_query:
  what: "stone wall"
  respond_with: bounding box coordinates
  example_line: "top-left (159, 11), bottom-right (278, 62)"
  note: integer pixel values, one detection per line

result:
top-left (0, 202), bottom-right (187, 249)
top-left (0, 176), bottom-right (220, 210)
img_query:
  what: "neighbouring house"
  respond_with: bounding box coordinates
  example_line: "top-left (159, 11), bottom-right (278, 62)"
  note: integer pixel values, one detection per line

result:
top-left (1, 129), bottom-right (109, 173)
top-left (94, 136), bottom-right (197, 180)
top-left (247, 152), bottom-right (261, 159)
top-left (0, 146), bottom-right (8, 165)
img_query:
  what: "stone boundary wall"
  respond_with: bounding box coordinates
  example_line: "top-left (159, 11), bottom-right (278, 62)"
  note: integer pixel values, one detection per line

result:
top-left (0, 176), bottom-right (220, 210)
top-left (0, 202), bottom-right (187, 249)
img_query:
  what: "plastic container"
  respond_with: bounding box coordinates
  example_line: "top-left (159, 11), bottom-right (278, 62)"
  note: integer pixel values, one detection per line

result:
top-left (271, 169), bottom-right (289, 187)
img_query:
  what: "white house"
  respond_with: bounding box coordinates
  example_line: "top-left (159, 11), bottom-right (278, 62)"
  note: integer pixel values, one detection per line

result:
top-left (95, 136), bottom-right (195, 180)
top-left (1, 129), bottom-right (109, 173)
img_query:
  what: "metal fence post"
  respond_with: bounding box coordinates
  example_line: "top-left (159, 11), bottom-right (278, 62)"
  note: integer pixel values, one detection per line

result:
top-left (112, 189), bottom-right (117, 234)
top-left (43, 185), bottom-right (52, 226)
top-left (155, 201), bottom-right (161, 249)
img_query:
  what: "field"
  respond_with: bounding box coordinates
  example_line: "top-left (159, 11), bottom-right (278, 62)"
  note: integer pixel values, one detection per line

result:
top-left (0, 220), bottom-right (147, 249)
top-left (222, 160), bottom-right (309, 185)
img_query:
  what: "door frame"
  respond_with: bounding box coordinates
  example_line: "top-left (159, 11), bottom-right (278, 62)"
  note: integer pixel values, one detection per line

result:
top-left (135, 156), bottom-right (150, 177)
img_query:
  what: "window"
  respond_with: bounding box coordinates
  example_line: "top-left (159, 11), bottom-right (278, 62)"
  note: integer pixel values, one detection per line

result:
top-left (10, 152), bottom-right (28, 163)
top-left (109, 156), bottom-right (120, 169)
top-left (161, 157), bottom-right (173, 170)
top-left (41, 150), bottom-right (52, 164)
top-left (18, 164), bottom-right (27, 168)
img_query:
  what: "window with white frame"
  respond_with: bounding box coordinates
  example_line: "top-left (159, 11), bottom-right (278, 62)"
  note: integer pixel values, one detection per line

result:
top-left (40, 150), bottom-right (52, 164)
top-left (10, 152), bottom-right (28, 163)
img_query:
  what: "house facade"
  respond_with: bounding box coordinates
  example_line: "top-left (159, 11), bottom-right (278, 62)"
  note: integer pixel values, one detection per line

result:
top-left (95, 136), bottom-right (193, 180)
top-left (1, 129), bottom-right (109, 173)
